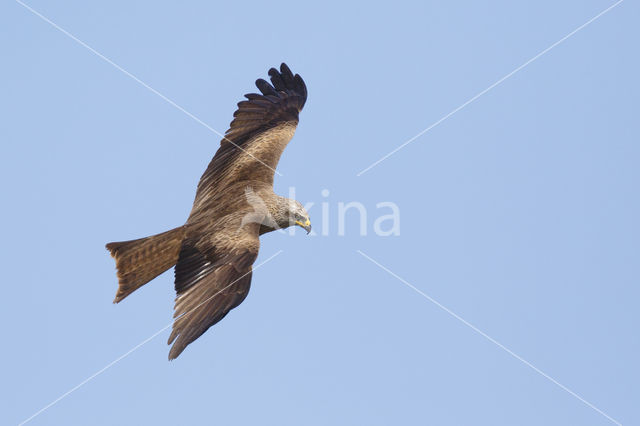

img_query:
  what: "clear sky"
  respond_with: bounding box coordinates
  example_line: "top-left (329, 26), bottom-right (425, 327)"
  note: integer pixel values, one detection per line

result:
top-left (1, 1), bottom-right (638, 425)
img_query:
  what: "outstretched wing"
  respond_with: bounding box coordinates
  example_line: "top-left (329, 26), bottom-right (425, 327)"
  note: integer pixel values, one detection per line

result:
top-left (192, 63), bottom-right (307, 212)
top-left (167, 217), bottom-right (260, 360)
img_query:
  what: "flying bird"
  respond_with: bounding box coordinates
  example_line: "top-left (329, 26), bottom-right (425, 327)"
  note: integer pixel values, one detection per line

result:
top-left (106, 63), bottom-right (310, 360)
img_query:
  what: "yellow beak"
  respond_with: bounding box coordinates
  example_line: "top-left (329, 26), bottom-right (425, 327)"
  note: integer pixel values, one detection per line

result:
top-left (295, 218), bottom-right (312, 234)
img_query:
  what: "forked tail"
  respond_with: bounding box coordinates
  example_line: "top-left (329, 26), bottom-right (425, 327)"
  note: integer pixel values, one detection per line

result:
top-left (106, 226), bottom-right (186, 303)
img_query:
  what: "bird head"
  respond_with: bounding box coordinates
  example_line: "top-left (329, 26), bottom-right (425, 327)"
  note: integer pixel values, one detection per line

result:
top-left (287, 200), bottom-right (312, 234)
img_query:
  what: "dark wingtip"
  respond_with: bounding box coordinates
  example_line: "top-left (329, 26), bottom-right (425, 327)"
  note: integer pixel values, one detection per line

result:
top-left (280, 62), bottom-right (292, 75)
top-left (270, 63), bottom-right (307, 107)
top-left (255, 78), bottom-right (276, 96)
top-left (294, 74), bottom-right (307, 107)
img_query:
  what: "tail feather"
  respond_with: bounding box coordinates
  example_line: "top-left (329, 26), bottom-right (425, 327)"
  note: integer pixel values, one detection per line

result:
top-left (106, 226), bottom-right (186, 303)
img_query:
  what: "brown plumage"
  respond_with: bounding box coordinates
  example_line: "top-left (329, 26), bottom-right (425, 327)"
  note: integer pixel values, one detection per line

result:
top-left (106, 63), bottom-right (311, 360)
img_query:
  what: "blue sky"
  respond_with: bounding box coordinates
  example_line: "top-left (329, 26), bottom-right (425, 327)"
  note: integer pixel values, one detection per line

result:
top-left (1, 1), bottom-right (638, 425)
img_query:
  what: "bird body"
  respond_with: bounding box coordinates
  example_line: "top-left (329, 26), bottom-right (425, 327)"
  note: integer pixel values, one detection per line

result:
top-left (106, 64), bottom-right (310, 359)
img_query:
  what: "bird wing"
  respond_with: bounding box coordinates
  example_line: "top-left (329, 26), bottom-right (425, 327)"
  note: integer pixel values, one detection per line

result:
top-left (192, 63), bottom-right (307, 212)
top-left (167, 215), bottom-right (260, 360)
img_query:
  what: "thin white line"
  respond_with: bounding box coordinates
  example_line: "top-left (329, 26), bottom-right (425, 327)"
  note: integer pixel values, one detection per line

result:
top-left (15, 0), bottom-right (283, 177)
top-left (356, 250), bottom-right (622, 426)
top-left (18, 250), bottom-right (284, 426)
top-left (356, 0), bottom-right (625, 176)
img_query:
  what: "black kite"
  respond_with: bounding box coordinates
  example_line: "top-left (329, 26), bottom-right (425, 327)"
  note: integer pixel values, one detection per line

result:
top-left (106, 63), bottom-right (310, 360)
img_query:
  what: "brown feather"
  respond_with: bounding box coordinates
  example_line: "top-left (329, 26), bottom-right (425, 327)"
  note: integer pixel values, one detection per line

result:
top-left (106, 63), bottom-right (308, 359)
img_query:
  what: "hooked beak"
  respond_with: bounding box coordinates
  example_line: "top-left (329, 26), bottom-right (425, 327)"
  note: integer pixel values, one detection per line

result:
top-left (295, 218), bottom-right (312, 234)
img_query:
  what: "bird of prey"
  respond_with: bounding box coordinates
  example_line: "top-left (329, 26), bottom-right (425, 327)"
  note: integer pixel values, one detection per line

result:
top-left (106, 63), bottom-right (310, 360)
